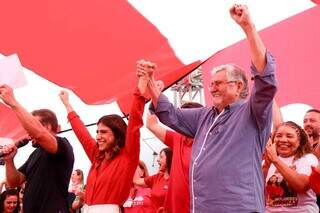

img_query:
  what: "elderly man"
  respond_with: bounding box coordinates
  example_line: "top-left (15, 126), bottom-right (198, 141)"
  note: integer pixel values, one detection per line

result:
top-left (138, 4), bottom-right (277, 213)
top-left (0, 84), bottom-right (74, 213)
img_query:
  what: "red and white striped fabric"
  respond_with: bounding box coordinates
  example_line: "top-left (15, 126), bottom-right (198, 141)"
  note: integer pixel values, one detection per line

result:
top-left (0, 1), bottom-right (318, 140)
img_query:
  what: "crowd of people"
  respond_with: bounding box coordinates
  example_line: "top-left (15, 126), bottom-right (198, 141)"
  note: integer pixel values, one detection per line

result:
top-left (0, 4), bottom-right (319, 213)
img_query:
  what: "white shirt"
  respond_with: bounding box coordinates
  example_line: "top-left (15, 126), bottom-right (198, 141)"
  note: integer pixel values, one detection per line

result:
top-left (266, 153), bottom-right (319, 213)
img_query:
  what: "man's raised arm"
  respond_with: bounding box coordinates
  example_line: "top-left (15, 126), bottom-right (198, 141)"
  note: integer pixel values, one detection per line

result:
top-left (0, 85), bottom-right (57, 154)
top-left (230, 4), bottom-right (266, 73)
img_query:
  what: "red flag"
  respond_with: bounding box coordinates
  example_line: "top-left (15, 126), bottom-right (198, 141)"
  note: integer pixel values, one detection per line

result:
top-left (0, 104), bottom-right (26, 140)
top-left (202, 6), bottom-right (320, 109)
top-left (0, 0), bottom-right (194, 109)
top-left (0, 0), bottom-right (201, 139)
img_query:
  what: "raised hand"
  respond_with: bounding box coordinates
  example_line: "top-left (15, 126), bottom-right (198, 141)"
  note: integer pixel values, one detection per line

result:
top-left (229, 4), bottom-right (252, 30)
top-left (136, 60), bottom-right (156, 96)
top-left (59, 90), bottom-right (70, 105)
top-left (136, 59), bottom-right (156, 78)
top-left (0, 84), bottom-right (18, 108)
top-left (59, 90), bottom-right (74, 113)
top-left (1, 143), bottom-right (18, 161)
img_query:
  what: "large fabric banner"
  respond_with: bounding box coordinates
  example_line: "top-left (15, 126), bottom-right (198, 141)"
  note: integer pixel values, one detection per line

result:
top-left (202, 6), bottom-right (320, 109)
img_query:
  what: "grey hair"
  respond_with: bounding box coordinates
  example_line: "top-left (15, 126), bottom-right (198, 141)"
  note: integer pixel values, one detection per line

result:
top-left (211, 64), bottom-right (248, 99)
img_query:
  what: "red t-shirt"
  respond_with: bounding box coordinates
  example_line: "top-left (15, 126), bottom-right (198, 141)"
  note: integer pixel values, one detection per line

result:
top-left (143, 173), bottom-right (170, 212)
top-left (310, 166), bottom-right (320, 194)
top-left (67, 89), bottom-right (145, 205)
top-left (163, 131), bottom-right (192, 213)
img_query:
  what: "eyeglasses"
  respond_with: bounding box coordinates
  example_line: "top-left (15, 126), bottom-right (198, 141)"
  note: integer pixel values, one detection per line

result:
top-left (208, 80), bottom-right (237, 90)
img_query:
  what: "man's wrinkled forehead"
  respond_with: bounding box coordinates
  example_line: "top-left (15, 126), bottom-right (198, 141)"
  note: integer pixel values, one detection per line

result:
top-left (211, 69), bottom-right (228, 80)
top-left (211, 67), bottom-right (227, 76)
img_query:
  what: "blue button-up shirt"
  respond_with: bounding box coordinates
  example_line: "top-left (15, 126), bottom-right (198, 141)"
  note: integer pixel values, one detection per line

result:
top-left (151, 52), bottom-right (277, 213)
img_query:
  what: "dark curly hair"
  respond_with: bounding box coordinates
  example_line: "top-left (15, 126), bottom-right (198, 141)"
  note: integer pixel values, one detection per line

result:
top-left (272, 121), bottom-right (312, 161)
